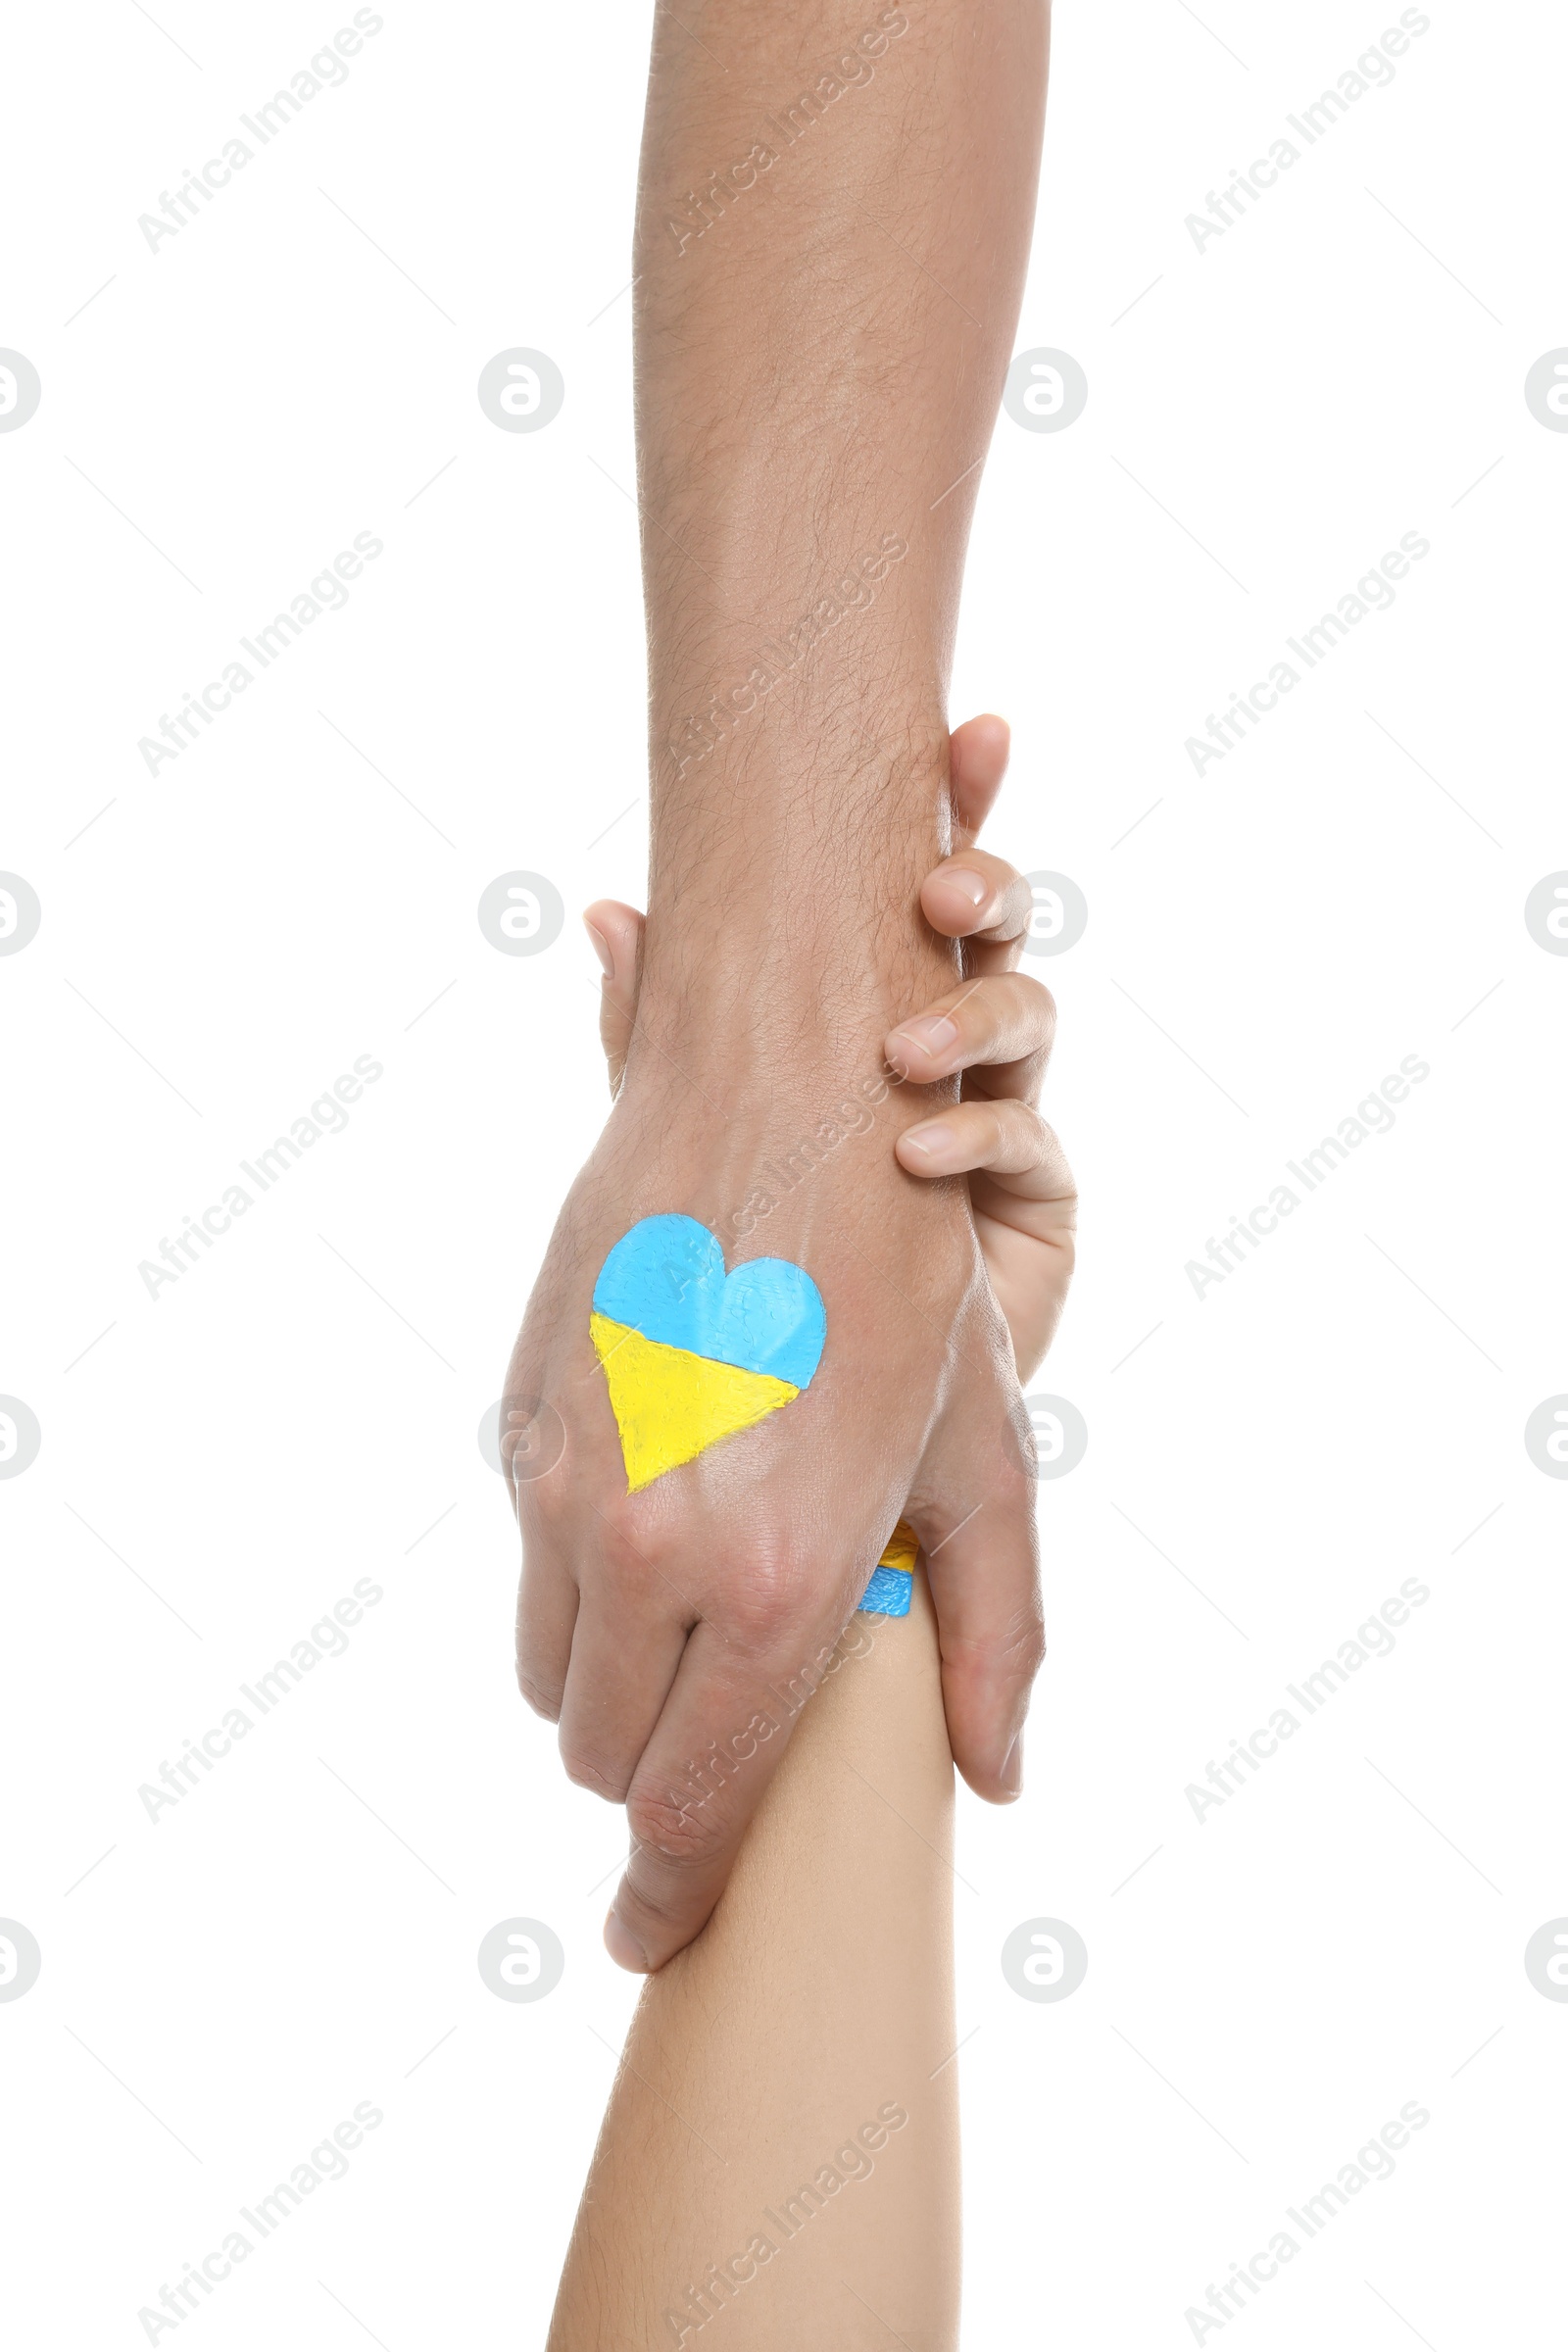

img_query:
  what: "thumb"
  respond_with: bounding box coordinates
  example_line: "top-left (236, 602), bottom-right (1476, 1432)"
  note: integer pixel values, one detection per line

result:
top-left (948, 713), bottom-right (1011, 842)
top-left (583, 901), bottom-right (645, 1098)
top-left (909, 1429), bottom-right (1043, 1800)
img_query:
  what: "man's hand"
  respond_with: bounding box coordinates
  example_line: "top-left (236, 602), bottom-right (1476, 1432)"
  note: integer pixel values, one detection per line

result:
top-left (509, 0), bottom-right (1051, 1972)
top-left (591, 717), bottom-right (1075, 1380)
top-left (505, 717), bottom-right (1074, 1971)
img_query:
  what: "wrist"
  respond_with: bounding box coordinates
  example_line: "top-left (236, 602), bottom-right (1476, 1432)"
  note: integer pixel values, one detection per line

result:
top-left (596, 1051), bottom-right (968, 1268)
top-left (630, 920), bottom-right (956, 1089)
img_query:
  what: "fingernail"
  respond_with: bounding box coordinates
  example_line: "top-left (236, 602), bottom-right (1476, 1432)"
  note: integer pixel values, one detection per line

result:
top-left (946, 868), bottom-right (989, 907)
top-left (903, 1120), bottom-right (955, 1158)
top-left (889, 1014), bottom-right (958, 1062)
top-left (604, 1905), bottom-right (649, 1973)
top-left (1000, 1735), bottom-right (1023, 1796)
top-left (583, 919), bottom-right (614, 978)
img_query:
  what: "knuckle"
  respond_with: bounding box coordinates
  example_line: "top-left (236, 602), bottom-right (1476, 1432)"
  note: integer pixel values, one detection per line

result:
top-left (585, 1498), bottom-right (662, 1586)
top-left (515, 1663), bottom-right (563, 1721)
top-left (584, 1521), bottom-right (699, 1636)
top-left (516, 1466), bottom-right (572, 1545)
top-left (995, 870), bottom-right (1037, 929)
top-left (965, 979), bottom-right (1012, 1033)
top-left (560, 1740), bottom-right (628, 1801)
top-left (625, 1782), bottom-right (715, 1865)
top-left (1009, 1606), bottom-right (1048, 1680)
top-left (717, 1545), bottom-right (815, 1652)
top-left (957, 1600), bottom-right (1046, 1684)
top-left (1004, 1099), bottom-right (1052, 1151)
top-left (1007, 974), bottom-right (1056, 1038)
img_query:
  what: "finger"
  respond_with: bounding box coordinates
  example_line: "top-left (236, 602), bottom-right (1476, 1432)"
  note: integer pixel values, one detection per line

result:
top-left (884, 972), bottom-right (1055, 1096)
top-left (557, 1590), bottom-right (692, 1802)
top-left (514, 1536), bottom-right (580, 1722)
top-left (902, 1111), bottom-right (1077, 1383)
top-left (910, 1454), bottom-right (1043, 1803)
top-left (948, 713), bottom-right (1010, 841)
top-left (897, 1099), bottom-right (1075, 1209)
top-left (607, 1605), bottom-right (849, 1970)
top-left (920, 850), bottom-right (1033, 972)
top-left (583, 900), bottom-right (645, 1098)
top-left (883, 958), bottom-right (1073, 1376)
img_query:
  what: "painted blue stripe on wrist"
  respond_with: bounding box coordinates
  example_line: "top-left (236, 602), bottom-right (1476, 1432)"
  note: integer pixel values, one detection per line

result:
top-left (858, 1563), bottom-right (913, 1618)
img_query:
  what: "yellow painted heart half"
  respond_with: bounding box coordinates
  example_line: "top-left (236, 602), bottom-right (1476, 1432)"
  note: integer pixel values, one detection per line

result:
top-left (589, 1312), bottom-right (800, 1493)
top-left (590, 1215), bottom-right (826, 1493)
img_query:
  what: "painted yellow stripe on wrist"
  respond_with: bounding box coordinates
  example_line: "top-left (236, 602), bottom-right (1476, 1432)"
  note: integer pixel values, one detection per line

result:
top-left (859, 1518), bottom-right (918, 1617)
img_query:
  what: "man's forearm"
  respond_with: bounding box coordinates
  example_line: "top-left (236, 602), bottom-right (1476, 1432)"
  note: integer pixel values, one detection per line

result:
top-left (632, 1), bottom-right (1050, 1045)
top-left (508, 1), bottom-right (1051, 1982)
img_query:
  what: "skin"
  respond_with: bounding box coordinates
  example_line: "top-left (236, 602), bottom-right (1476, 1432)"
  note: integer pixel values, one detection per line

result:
top-left (585, 719), bottom-right (1075, 1390)
top-left (550, 1563), bottom-right (959, 2352)
top-left (505, 0), bottom-right (1054, 1972)
top-left (547, 760), bottom-right (1072, 2348)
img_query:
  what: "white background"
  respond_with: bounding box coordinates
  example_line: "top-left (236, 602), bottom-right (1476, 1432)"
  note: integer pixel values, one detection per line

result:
top-left (3, 0), bottom-right (1565, 2344)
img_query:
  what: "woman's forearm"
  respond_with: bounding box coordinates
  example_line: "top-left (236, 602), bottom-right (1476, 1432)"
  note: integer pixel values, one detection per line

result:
top-left (549, 1568), bottom-right (960, 2351)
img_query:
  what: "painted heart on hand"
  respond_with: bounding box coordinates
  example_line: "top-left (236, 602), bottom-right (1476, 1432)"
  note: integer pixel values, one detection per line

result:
top-left (590, 1213), bottom-right (826, 1492)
